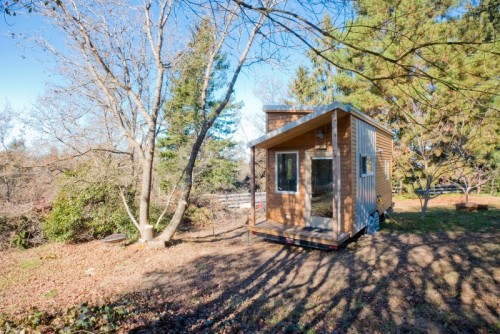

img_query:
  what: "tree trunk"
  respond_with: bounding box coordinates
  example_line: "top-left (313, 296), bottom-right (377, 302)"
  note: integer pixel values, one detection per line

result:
top-left (138, 127), bottom-right (156, 240)
top-left (420, 176), bottom-right (432, 219)
top-left (465, 190), bottom-right (469, 204)
top-left (157, 126), bottom-right (208, 243)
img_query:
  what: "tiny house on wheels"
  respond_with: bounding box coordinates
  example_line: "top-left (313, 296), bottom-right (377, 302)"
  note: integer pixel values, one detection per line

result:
top-left (247, 102), bottom-right (393, 249)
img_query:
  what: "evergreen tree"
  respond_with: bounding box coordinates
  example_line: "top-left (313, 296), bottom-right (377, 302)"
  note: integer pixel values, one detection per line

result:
top-left (158, 18), bottom-right (242, 197)
top-left (287, 0), bottom-right (499, 217)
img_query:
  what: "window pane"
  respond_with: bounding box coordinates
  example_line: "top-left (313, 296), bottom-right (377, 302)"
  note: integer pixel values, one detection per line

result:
top-left (277, 153), bottom-right (298, 192)
top-left (361, 155), bottom-right (373, 176)
top-left (361, 156), bottom-right (367, 175)
top-left (311, 159), bottom-right (333, 217)
top-left (366, 156), bottom-right (373, 174)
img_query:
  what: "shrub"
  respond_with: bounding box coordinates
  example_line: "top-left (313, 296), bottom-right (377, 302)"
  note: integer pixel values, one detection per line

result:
top-left (0, 302), bottom-right (130, 333)
top-left (187, 206), bottom-right (214, 227)
top-left (0, 212), bottom-right (45, 250)
top-left (43, 167), bottom-right (137, 242)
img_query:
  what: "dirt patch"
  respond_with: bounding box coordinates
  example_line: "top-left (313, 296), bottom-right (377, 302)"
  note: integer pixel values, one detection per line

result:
top-left (1, 197), bottom-right (499, 333)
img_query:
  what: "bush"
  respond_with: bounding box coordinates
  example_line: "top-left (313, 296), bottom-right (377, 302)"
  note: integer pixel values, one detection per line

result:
top-left (43, 167), bottom-right (137, 243)
top-left (0, 302), bottom-right (130, 333)
top-left (0, 212), bottom-right (45, 251)
top-left (187, 206), bottom-right (214, 227)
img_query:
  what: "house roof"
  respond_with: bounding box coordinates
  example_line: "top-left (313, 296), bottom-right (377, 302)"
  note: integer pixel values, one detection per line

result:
top-left (248, 102), bottom-right (393, 148)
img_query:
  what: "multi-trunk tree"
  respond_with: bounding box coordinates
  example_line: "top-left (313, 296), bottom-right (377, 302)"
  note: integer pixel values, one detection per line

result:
top-left (33, 0), bottom-right (270, 244)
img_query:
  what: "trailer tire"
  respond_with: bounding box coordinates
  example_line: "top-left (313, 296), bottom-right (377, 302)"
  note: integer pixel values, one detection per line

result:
top-left (367, 211), bottom-right (380, 234)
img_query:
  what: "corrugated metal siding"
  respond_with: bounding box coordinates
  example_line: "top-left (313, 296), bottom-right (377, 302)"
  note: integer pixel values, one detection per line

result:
top-left (355, 119), bottom-right (377, 232)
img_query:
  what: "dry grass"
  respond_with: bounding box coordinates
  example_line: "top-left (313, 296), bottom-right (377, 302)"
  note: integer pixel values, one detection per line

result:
top-left (0, 196), bottom-right (499, 333)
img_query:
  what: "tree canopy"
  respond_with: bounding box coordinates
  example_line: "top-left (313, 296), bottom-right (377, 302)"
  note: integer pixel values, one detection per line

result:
top-left (286, 0), bottom-right (499, 216)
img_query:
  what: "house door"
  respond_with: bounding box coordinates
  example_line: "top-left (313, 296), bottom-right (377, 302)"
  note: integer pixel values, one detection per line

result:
top-left (355, 119), bottom-right (377, 232)
top-left (306, 153), bottom-right (333, 229)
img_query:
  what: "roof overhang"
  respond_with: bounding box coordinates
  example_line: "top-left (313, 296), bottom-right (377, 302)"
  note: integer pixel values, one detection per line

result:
top-left (248, 102), bottom-right (393, 149)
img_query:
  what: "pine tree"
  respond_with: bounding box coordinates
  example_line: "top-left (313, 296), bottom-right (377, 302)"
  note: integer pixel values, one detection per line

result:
top-left (158, 18), bottom-right (242, 199)
top-left (287, 0), bottom-right (499, 217)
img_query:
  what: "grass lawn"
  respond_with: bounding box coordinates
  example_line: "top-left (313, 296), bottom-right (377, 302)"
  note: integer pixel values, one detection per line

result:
top-left (383, 207), bottom-right (499, 234)
top-left (385, 193), bottom-right (499, 233)
top-left (0, 195), bottom-right (498, 333)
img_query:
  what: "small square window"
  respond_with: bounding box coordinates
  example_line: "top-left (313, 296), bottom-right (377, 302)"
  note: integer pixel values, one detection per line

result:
top-left (360, 155), bottom-right (373, 177)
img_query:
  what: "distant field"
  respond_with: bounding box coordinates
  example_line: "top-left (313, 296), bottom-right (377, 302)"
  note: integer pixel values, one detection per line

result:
top-left (386, 194), bottom-right (499, 234)
top-left (1, 195), bottom-right (499, 333)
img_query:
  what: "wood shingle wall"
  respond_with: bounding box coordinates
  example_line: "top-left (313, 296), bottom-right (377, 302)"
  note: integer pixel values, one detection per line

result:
top-left (375, 129), bottom-right (393, 214)
top-left (266, 112), bottom-right (311, 132)
top-left (265, 111), bottom-right (354, 229)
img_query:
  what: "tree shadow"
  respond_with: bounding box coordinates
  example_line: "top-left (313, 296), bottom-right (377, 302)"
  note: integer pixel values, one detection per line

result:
top-left (122, 226), bottom-right (498, 333)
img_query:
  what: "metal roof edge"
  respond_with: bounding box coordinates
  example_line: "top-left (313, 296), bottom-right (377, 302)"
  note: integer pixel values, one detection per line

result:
top-left (262, 102), bottom-right (351, 113)
top-left (249, 102), bottom-right (393, 148)
top-left (348, 107), bottom-right (394, 136)
top-left (248, 107), bottom-right (333, 148)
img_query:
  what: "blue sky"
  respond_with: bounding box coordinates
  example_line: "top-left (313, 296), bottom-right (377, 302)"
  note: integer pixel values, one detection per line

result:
top-left (1, 16), bottom-right (46, 108)
top-left (0, 12), bottom-right (302, 146)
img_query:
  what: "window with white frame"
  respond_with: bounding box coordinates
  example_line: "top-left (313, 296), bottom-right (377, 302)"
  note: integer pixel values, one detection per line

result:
top-left (276, 152), bottom-right (299, 193)
top-left (360, 155), bottom-right (374, 177)
top-left (384, 160), bottom-right (390, 180)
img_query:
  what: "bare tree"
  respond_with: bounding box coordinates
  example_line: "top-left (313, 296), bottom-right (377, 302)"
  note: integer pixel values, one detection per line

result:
top-left (37, 0), bottom-right (180, 239)
top-left (0, 101), bottom-right (14, 150)
top-left (31, 0), bottom-right (276, 244)
top-left (451, 108), bottom-right (498, 203)
top-left (399, 101), bottom-right (462, 218)
top-left (453, 162), bottom-right (492, 204)
top-left (253, 73), bottom-right (288, 105)
top-left (157, 1), bottom-right (271, 243)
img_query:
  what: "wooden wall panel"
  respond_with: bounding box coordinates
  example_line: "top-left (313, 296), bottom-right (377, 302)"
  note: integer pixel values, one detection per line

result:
top-left (266, 112), bottom-right (311, 132)
top-left (266, 112), bottom-right (354, 231)
top-left (375, 129), bottom-right (393, 214)
top-left (266, 126), bottom-right (333, 226)
top-left (350, 115), bottom-right (357, 234)
top-left (337, 115), bottom-right (353, 235)
top-left (266, 148), bottom-right (307, 226)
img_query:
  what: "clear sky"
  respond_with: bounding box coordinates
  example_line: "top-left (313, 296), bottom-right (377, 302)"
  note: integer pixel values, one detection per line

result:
top-left (0, 13), bottom-right (62, 109)
top-left (0, 11), bottom-right (302, 147)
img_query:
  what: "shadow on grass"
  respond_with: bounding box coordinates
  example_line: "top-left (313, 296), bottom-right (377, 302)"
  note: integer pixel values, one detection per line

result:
top-left (382, 207), bottom-right (499, 234)
top-left (3, 210), bottom-right (499, 333)
top-left (125, 229), bottom-right (498, 333)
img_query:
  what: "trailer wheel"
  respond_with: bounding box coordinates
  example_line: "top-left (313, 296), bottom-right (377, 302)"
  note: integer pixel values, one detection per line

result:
top-left (367, 211), bottom-right (380, 234)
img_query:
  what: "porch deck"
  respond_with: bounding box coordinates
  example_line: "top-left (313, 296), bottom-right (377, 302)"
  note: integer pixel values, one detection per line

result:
top-left (248, 221), bottom-right (350, 249)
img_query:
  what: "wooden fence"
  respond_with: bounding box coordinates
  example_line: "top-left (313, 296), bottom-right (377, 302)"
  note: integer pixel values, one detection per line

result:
top-left (413, 184), bottom-right (460, 196)
top-left (212, 185), bottom-right (460, 209)
top-left (213, 192), bottom-right (266, 209)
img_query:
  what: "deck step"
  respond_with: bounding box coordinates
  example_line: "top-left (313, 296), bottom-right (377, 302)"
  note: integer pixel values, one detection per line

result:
top-left (248, 221), bottom-right (350, 249)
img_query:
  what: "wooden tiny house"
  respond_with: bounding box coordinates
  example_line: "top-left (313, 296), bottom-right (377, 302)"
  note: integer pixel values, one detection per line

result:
top-left (248, 103), bottom-right (393, 249)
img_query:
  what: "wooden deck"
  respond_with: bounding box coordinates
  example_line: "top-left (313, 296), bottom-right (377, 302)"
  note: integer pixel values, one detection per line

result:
top-left (248, 221), bottom-right (350, 249)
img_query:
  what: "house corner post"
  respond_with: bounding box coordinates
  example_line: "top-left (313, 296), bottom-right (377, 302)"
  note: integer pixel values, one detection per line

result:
top-left (332, 111), bottom-right (341, 241)
top-left (250, 146), bottom-right (256, 226)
